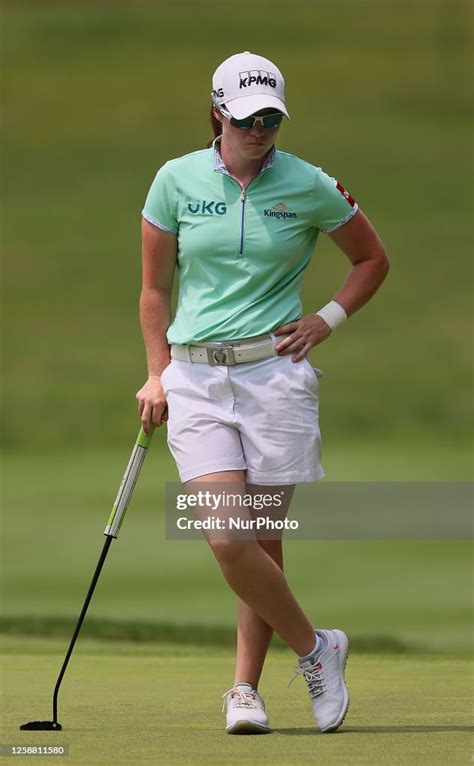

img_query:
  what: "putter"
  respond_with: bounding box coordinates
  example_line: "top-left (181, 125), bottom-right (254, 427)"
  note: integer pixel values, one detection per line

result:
top-left (20, 425), bottom-right (154, 731)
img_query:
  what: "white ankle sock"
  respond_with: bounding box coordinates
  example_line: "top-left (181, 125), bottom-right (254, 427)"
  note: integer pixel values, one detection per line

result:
top-left (298, 632), bottom-right (323, 661)
top-left (234, 682), bottom-right (255, 690)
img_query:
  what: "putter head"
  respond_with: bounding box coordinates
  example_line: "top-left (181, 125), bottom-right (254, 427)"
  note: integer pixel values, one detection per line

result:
top-left (20, 721), bottom-right (62, 731)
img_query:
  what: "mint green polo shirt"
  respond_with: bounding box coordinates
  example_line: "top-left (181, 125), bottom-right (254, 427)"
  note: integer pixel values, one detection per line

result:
top-left (142, 138), bottom-right (359, 344)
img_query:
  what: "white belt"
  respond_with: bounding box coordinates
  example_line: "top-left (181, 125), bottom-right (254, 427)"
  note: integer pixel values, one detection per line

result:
top-left (170, 333), bottom-right (291, 366)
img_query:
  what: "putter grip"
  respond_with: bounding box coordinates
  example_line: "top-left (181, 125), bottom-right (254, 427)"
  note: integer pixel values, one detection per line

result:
top-left (104, 426), bottom-right (154, 538)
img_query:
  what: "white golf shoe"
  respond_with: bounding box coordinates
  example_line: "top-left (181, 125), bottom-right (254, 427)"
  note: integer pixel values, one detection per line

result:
top-left (289, 628), bottom-right (350, 732)
top-left (221, 682), bottom-right (271, 734)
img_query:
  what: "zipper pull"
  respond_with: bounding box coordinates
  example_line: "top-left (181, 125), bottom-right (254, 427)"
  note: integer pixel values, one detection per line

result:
top-left (240, 189), bottom-right (247, 202)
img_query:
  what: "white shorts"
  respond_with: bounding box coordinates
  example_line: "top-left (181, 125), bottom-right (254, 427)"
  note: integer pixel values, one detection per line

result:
top-left (160, 333), bottom-right (324, 486)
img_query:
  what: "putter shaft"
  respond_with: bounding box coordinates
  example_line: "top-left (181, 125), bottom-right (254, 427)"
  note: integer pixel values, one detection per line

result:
top-left (52, 535), bottom-right (113, 724)
top-left (20, 426), bottom-right (154, 730)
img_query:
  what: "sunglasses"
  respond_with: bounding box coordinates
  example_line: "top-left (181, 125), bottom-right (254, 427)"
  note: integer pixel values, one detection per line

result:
top-left (218, 105), bottom-right (283, 130)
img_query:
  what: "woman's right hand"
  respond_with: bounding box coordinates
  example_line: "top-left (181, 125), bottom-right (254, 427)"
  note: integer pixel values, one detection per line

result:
top-left (136, 375), bottom-right (169, 434)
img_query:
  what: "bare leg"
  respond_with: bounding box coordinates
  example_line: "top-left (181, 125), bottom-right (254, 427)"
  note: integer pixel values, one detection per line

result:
top-left (234, 482), bottom-right (294, 688)
top-left (185, 471), bottom-right (316, 658)
top-left (234, 538), bottom-right (283, 687)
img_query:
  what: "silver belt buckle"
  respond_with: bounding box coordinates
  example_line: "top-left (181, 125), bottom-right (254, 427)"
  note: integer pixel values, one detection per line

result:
top-left (206, 345), bottom-right (236, 366)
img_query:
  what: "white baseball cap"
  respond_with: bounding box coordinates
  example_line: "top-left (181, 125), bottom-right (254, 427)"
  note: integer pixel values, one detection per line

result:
top-left (211, 51), bottom-right (290, 120)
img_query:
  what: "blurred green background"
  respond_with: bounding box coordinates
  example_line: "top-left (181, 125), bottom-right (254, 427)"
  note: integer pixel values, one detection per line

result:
top-left (1, 1), bottom-right (473, 655)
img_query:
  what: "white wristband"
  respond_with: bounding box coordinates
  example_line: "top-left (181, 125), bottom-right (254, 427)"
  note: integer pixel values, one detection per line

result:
top-left (315, 301), bottom-right (348, 330)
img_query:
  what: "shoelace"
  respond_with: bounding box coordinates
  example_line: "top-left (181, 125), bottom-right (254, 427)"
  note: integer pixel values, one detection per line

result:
top-left (221, 687), bottom-right (258, 714)
top-left (287, 662), bottom-right (326, 700)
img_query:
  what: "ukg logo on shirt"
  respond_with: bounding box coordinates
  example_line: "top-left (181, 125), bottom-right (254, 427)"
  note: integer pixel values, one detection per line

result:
top-left (187, 199), bottom-right (227, 216)
top-left (264, 202), bottom-right (297, 220)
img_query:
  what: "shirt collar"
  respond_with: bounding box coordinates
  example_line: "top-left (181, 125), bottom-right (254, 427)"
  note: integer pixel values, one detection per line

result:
top-left (212, 135), bottom-right (276, 176)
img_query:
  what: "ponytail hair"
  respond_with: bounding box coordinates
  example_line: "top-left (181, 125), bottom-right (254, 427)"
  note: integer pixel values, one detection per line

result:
top-left (207, 104), bottom-right (223, 148)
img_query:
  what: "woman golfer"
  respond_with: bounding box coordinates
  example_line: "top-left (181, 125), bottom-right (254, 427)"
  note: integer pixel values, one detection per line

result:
top-left (137, 51), bottom-right (389, 734)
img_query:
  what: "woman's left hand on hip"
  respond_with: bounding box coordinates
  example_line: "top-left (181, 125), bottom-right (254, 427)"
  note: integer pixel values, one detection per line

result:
top-left (273, 314), bottom-right (332, 362)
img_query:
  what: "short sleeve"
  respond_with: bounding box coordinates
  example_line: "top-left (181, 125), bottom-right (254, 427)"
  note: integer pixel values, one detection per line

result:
top-left (142, 162), bottom-right (178, 233)
top-left (311, 168), bottom-right (359, 233)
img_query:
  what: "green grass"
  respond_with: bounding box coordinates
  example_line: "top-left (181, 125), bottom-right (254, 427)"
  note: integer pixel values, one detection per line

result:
top-left (2, 446), bottom-right (472, 655)
top-left (0, 616), bottom-right (420, 655)
top-left (1, 637), bottom-right (472, 766)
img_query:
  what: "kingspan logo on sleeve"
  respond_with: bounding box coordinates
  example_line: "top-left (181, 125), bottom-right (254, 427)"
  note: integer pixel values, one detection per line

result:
top-left (264, 202), bottom-right (297, 220)
top-left (187, 199), bottom-right (227, 216)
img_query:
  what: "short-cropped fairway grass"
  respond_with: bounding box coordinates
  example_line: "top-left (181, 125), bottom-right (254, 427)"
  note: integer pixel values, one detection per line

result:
top-left (1, 637), bottom-right (472, 766)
